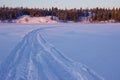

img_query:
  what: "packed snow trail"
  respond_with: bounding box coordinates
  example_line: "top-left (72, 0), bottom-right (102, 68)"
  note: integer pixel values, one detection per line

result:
top-left (0, 28), bottom-right (105, 80)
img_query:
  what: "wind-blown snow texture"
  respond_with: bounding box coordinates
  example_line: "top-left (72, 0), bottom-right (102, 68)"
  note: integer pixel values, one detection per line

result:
top-left (0, 28), bottom-right (104, 80)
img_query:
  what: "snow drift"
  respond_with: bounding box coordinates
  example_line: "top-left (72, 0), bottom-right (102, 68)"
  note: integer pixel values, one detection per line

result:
top-left (0, 28), bottom-right (105, 80)
top-left (14, 16), bottom-right (57, 24)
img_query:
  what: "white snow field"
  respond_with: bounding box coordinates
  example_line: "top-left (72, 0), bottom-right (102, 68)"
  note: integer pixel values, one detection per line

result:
top-left (0, 23), bottom-right (120, 80)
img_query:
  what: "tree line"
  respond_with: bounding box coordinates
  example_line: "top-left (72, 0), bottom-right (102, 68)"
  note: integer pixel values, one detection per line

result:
top-left (0, 6), bottom-right (120, 22)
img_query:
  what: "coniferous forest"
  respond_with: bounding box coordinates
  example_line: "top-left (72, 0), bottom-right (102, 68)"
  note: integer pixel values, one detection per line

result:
top-left (0, 6), bottom-right (120, 22)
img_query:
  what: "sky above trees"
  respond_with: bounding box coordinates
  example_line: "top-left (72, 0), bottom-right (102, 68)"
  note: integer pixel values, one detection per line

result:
top-left (0, 0), bottom-right (120, 9)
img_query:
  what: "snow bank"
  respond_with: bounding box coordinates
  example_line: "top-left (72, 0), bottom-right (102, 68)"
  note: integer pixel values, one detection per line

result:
top-left (14, 15), bottom-right (57, 24)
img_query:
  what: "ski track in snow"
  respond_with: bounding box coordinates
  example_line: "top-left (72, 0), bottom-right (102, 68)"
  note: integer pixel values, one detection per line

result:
top-left (0, 27), bottom-right (105, 80)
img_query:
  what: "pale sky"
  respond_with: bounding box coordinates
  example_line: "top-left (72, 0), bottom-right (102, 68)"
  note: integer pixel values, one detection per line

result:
top-left (0, 0), bottom-right (120, 9)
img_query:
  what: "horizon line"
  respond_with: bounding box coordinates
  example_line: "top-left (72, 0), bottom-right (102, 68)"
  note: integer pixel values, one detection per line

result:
top-left (0, 5), bottom-right (120, 9)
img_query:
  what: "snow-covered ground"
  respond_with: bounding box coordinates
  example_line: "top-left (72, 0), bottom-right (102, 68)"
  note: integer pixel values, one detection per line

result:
top-left (0, 23), bottom-right (120, 80)
top-left (13, 15), bottom-right (58, 24)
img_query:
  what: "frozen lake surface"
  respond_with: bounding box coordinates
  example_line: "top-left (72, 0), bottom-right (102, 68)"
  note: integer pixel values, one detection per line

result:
top-left (0, 23), bottom-right (120, 80)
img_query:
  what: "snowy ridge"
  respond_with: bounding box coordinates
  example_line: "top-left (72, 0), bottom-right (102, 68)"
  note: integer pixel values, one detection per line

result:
top-left (0, 28), bottom-right (105, 80)
top-left (14, 15), bottom-right (57, 24)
